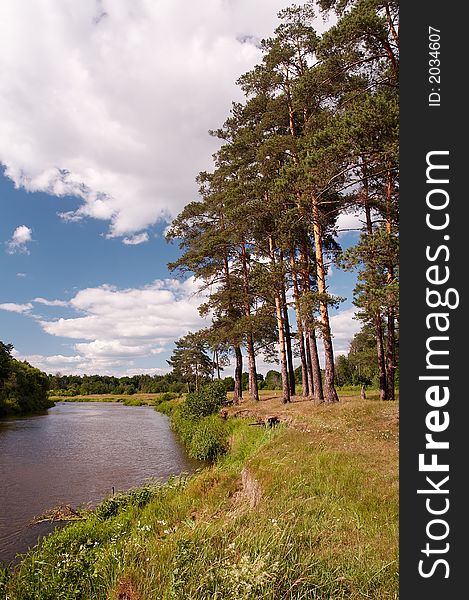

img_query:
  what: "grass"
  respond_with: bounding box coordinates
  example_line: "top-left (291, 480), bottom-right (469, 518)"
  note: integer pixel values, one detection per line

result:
top-left (48, 392), bottom-right (181, 406)
top-left (1, 394), bottom-right (398, 599)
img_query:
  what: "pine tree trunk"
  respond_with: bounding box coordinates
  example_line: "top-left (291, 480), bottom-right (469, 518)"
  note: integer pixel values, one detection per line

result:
top-left (275, 293), bottom-right (291, 404)
top-left (298, 332), bottom-right (309, 397)
top-left (216, 350), bottom-right (221, 380)
top-left (386, 308), bottom-right (396, 400)
top-left (299, 237), bottom-right (324, 403)
top-left (375, 314), bottom-right (388, 400)
top-left (269, 237), bottom-right (290, 403)
top-left (304, 328), bottom-right (314, 398)
top-left (281, 279), bottom-right (296, 397)
top-left (246, 333), bottom-right (259, 402)
top-left (241, 242), bottom-right (259, 402)
top-left (385, 169), bottom-right (397, 401)
top-left (290, 252), bottom-right (309, 397)
top-left (311, 198), bottom-right (339, 403)
top-left (362, 166), bottom-right (386, 399)
top-left (307, 329), bottom-right (324, 404)
top-left (233, 345), bottom-right (243, 404)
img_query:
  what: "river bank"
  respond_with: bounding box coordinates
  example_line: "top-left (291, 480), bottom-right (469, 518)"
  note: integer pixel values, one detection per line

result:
top-left (0, 402), bottom-right (197, 567)
top-left (1, 395), bottom-right (398, 599)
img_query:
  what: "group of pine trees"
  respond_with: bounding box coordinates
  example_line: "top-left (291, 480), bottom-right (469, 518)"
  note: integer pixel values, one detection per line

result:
top-left (167, 0), bottom-right (399, 404)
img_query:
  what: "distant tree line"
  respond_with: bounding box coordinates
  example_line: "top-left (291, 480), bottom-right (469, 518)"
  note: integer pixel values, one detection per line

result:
top-left (0, 342), bottom-right (52, 416)
top-left (48, 372), bottom-right (189, 397)
top-left (334, 325), bottom-right (399, 389)
top-left (47, 369), bottom-right (293, 397)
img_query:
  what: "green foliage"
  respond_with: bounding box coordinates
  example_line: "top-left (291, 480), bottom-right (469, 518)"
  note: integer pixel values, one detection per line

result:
top-left (334, 324), bottom-right (399, 390)
top-left (0, 343), bottom-right (53, 416)
top-left (167, 332), bottom-right (213, 392)
top-left (159, 391), bottom-right (179, 402)
top-left (48, 373), bottom-right (188, 397)
top-left (222, 376), bottom-right (235, 392)
top-left (160, 381), bottom-right (230, 462)
top-left (186, 415), bottom-right (228, 461)
top-left (263, 370), bottom-right (282, 390)
top-left (183, 380), bottom-right (227, 420)
top-left (95, 486), bottom-right (157, 521)
top-left (1, 479), bottom-right (186, 599)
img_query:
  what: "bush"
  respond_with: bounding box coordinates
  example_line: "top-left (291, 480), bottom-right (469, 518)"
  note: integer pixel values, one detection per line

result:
top-left (223, 376), bottom-right (235, 392)
top-left (159, 391), bottom-right (178, 402)
top-left (183, 380), bottom-right (227, 420)
top-left (0, 359), bottom-right (52, 416)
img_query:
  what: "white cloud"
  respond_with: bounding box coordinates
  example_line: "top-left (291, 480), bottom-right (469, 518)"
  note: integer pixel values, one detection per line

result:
top-left (17, 277), bottom-right (210, 374)
top-left (122, 232), bottom-right (149, 245)
top-left (0, 0), bottom-right (329, 239)
top-left (9, 286), bottom-right (359, 376)
top-left (336, 208), bottom-right (382, 237)
top-left (336, 211), bottom-right (364, 235)
top-left (328, 307), bottom-right (361, 356)
top-left (0, 302), bottom-right (33, 313)
top-left (124, 367), bottom-right (168, 377)
top-left (16, 272), bottom-right (27, 277)
top-left (33, 297), bottom-right (69, 307)
top-left (5, 225), bottom-right (33, 254)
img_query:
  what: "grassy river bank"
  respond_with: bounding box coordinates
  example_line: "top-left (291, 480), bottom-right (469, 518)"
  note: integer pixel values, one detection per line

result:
top-left (1, 391), bottom-right (398, 599)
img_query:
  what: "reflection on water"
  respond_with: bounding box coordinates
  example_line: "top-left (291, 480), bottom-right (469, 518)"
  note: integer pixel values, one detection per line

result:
top-left (0, 402), bottom-right (197, 564)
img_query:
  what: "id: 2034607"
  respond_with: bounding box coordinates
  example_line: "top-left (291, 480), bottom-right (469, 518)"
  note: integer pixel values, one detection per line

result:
top-left (428, 26), bottom-right (441, 107)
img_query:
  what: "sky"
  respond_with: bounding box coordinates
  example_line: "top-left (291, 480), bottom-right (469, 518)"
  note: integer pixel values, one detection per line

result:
top-left (0, 0), bottom-right (362, 377)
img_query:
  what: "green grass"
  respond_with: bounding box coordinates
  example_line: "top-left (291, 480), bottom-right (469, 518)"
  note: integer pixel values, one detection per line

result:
top-left (1, 398), bottom-right (398, 599)
top-left (49, 392), bottom-right (181, 406)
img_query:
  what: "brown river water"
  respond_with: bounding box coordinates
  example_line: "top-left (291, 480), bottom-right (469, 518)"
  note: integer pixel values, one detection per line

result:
top-left (0, 402), bottom-right (198, 565)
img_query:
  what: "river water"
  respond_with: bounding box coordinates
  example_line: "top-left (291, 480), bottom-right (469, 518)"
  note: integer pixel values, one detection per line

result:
top-left (0, 402), bottom-right (197, 565)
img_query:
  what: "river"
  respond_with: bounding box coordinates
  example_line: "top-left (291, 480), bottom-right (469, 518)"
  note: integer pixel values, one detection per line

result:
top-left (0, 402), bottom-right (198, 565)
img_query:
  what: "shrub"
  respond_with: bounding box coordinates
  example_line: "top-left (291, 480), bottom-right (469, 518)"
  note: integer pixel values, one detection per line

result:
top-left (223, 376), bottom-right (235, 392)
top-left (160, 391), bottom-right (178, 402)
top-left (183, 380), bottom-right (227, 420)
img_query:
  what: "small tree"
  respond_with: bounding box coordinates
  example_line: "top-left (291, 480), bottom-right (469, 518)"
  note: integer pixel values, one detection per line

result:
top-left (183, 380), bottom-right (228, 420)
top-left (167, 332), bottom-right (212, 392)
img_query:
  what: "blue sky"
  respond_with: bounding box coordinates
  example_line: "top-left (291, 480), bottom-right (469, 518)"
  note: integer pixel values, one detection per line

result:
top-left (0, 0), bottom-right (360, 376)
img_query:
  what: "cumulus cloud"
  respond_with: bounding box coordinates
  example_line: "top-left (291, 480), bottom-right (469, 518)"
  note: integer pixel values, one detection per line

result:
top-left (0, 302), bottom-right (33, 313)
top-left (122, 232), bottom-right (149, 245)
top-left (18, 277), bottom-right (210, 374)
top-left (8, 281), bottom-right (359, 376)
top-left (0, 0), bottom-right (324, 240)
top-left (336, 208), bottom-right (382, 237)
top-left (328, 308), bottom-right (362, 355)
top-left (5, 225), bottom-right (33, 254)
